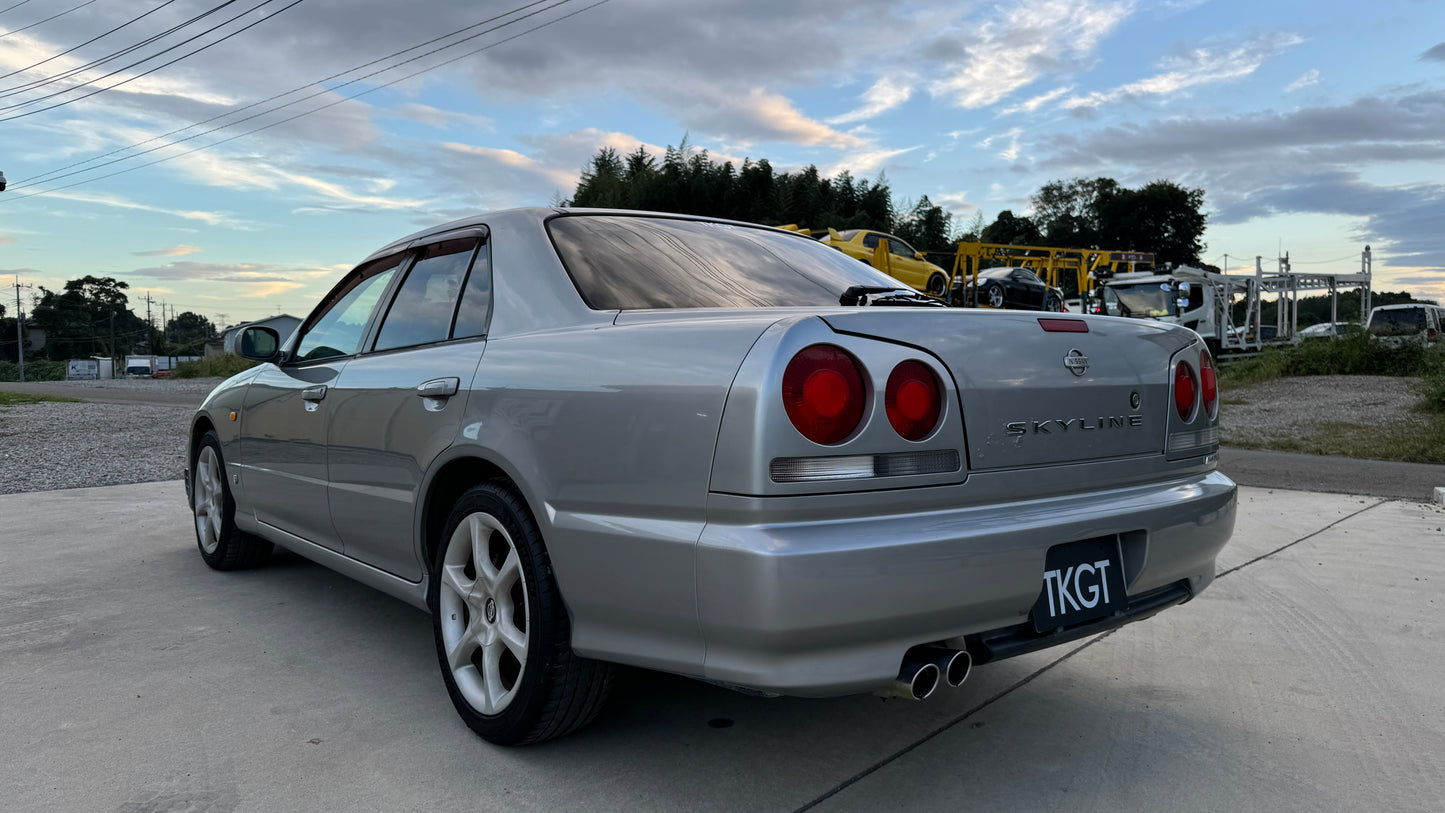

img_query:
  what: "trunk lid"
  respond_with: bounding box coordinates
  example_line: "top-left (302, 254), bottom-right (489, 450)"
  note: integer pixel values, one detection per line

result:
top-left (822, 310), bottom-right (1192, 471)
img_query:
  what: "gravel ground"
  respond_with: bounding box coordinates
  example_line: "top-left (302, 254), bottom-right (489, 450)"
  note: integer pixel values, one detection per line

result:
top-left (1218, 374), bottom-right (1428, 446)
top-left (0, 374), bottom-right (1428, 496)
top-left (0, 379), bottom-right (220, 495)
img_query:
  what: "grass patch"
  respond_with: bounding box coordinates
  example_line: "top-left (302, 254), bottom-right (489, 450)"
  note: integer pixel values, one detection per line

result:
top-left (172, 355), bottom-right (258, 378)
top-left (0, 360), bottom-right (67, 382)
top-left (1218, 333), bottom-right (1445, 390)
top-left (0, 391), bottom-right (82, 406)
top-left (1229, 418), bottom-right (1445, 464)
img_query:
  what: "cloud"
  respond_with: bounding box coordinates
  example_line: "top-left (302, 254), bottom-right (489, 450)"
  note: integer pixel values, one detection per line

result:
top-left (828, 75), bottom-right (915, 124)
top-left (44, 190), bottom-right (233, 226)
top-left (0, 236), bottom-right (14, 245)
top-left (1422, 43), bottom-right (1445, 62)
top-left (442, 142), bottom-right (578, 190)
top-left (126, 261), bottom-right (339, 299)
top-left (1033, 88), bottom-right (1445, 282)
top-left (821, 145), bottom-right (920, 177)
top-left (134, 245), bottom-right (203, 258)
top-left (1063, 31), bottom-right (1303, 110)
top-left (929, 0), bottom-right (1134, 109)
top-left (388, 103), bottom-right (494, 132)
top-left (1001, 86), bottom-right (1073, 115)
top-left (1285, 69), bottom-right (1320, 93)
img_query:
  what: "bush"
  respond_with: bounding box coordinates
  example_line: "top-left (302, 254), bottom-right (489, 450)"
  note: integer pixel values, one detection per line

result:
top-left (1219, 334), bottom-right (1445, 389)
top-left (0, 359), bottom-right (67, 381)
top-left (172, 355), bottom-right (258, 378)
top-left (1419, 370), bottom-right (1445, 415)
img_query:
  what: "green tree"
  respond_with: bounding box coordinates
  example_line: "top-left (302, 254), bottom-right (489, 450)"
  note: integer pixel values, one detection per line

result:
top-left (893, 195), bottom-right (954, 254)
top-left (1030, 177), bottom-right (1120, 247)
top-left (30, 276), bottom-right (145, 361)
top-left (980, 210), bottom-right (1042, 245)
top-left (166, 311), bottom-right (218, 355)
top-left (1099, 180), bottom-right (1206, 266)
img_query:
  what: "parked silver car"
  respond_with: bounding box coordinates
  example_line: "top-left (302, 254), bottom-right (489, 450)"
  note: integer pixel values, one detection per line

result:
top-left (187, 208), bottom-right (1236, 745)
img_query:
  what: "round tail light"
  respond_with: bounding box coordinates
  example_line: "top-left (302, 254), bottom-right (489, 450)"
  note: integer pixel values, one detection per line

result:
top-left (886, 360), bottom-right (942, 440)
top-left (1174, 360), bottom-right (1197, 421)
top-left (1199, 348), bottom-right (1218, 420)
top-left (782, 345), bottom-right (866, 445)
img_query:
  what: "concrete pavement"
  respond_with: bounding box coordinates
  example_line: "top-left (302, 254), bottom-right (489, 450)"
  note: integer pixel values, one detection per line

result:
top-left (1, 482), bottom-right (1442, 812)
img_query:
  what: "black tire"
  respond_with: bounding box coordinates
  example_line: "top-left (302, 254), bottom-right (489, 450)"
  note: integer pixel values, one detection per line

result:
top-left (191, 430), bottom-right (272, 570)
top-left (984, 283), bottom-right (1006, 309)
top-left (1045, 293), bottom-right (1064, 312)
top-left (429, 481), bottom-right (613, 745)
top-left (925, 273), bottom-right (948, 298)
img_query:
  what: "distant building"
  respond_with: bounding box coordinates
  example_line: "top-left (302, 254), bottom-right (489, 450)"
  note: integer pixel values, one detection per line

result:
top-left (218, 314), bottom-right (302, 357)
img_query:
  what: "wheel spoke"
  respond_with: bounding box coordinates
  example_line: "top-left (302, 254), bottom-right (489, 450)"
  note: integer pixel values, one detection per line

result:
top-left (487, 548), bottom-right (520, 594)
top-left (447, 620), bottom-right (482, 672)
top-left (440, 563), bottom-right (473, 600)
top-left (497, 618), bottom-right (527, 661)
top-left (482, 639), bottom-right (508, 711)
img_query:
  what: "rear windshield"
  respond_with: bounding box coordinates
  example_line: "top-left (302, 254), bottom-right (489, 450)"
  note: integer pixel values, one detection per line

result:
top-left (1369, 307), bottom-right (1426, 335)
top-left (547, 215), bottom-right (900, 309)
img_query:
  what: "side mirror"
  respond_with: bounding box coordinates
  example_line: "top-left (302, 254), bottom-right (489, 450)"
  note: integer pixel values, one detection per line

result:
top-left (238, 326), bottom-right (281, 361)
top-left (914, 251), bottom-right (925, 260)
top-left (1176, 282), bottom-right (1192, 314)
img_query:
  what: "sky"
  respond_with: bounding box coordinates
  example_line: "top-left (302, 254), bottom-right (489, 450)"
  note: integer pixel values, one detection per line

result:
top-left (2, 0), bottom-right (1443, 329)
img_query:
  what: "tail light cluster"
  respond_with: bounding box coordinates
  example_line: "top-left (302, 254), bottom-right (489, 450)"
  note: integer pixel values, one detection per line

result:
top-left (782, 344), bottom-right (942, 445)
top-left (1168, 345), bottom-right (1220, 456)
top-left (1172, 346), bottom-right (1218, 421)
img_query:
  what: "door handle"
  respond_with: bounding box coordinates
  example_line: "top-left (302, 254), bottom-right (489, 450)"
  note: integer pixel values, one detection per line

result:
top-left (301, 385), bottom-right (327, 402)
top-left (416, 377), bottom-right (460, 399)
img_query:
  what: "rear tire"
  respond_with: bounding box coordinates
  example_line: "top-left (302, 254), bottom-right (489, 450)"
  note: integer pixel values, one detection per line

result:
top-left (429, 481), bottom-right (613, 745)
top-left (191, 430), bottom-right (272, 570)
top-left (1045, 293), bottom-right (1064, 312)
top-left (984, 283), bottom-right (1006, 309)
top-left (926, 274), bottom-right (948, 298)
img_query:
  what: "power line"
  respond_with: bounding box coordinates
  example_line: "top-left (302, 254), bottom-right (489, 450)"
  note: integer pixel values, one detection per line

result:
top-left (0, 0), bottom-right (305, 120)
top-left (0, 0), bottom-right (39, 17)
top-left (1, 0), bottom-right (193, 83)
top-left (0, 0), bottom-right (101, 40)
top-left (2, 0), bottom-right (607, 201)
top-left (13, 0), bottom-right (557, 189)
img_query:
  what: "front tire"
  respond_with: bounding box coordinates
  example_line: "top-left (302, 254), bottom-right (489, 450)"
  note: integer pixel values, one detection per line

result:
top-left (192, 430), bottom-right (272, 570)
top-left (429, 482), bottom-right (613, 745)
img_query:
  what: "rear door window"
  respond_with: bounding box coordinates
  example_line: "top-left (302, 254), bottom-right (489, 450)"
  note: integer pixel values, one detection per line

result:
top-left (373, 237), bottom-right (480, 351)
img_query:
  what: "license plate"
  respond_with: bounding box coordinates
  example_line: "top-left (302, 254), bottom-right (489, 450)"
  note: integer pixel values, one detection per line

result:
top-left (1031, 537), bottom-right (1127, 632)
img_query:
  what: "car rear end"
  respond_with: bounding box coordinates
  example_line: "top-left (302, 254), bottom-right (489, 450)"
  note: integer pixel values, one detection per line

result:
top-left (697, 308), bottom-right (1234, 697)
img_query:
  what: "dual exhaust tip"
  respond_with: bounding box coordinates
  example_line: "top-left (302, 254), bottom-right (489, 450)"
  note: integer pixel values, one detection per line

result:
top-left (879, 646), bottom-right (972, 701)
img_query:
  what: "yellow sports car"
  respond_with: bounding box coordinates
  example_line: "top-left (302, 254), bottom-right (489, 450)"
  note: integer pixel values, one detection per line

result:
top-left (819, 228), bottom-right (952, 297)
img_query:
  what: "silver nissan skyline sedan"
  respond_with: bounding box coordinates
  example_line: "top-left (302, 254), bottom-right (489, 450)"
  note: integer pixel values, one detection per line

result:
top-left (186, 208), bottom-right (1236, 745)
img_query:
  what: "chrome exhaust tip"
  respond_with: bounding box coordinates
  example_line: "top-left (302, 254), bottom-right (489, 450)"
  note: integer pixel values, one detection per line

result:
top-left (925, 646), bottom-right (972, 688)
top-left (878, 660), bottom-right (941, 701)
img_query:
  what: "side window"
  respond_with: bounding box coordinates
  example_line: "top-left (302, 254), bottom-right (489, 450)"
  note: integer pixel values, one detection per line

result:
top-left (293, 257), bottom-right (403, 362)
top-left (862, 232), bottom-right (881, 249)
top-left (373, 237), bottom-right (479, 352)
top-left (889, 237), bottom-right (915, 257)
top-left (452, 239), bottom-right (492, 339)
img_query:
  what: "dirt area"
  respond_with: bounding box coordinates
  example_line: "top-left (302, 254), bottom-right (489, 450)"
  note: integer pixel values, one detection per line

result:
top-left (1219, 375), bottom-right (1429, 446)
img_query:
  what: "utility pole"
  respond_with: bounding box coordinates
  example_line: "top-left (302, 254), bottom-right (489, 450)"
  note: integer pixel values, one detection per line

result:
top-left (12, 276), bottom-right (33, 381)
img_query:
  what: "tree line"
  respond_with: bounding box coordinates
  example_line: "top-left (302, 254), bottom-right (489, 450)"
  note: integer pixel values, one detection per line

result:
top-left (1, 275), bottom-right (218, 364)
top-left (567, 140), bottom-right (1210, 268)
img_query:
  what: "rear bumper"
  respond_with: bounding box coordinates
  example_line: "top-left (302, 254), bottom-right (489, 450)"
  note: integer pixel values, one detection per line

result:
top-left (695, 470), bottom-right (1236, 696)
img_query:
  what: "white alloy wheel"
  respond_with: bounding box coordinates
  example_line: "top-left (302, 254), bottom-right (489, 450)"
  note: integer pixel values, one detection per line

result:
top-left (438, 511), bottom-right (531, 715)
top-left (986, 284), bottom-right (1006, 308)
top-left (193, 445), bottom-right (224, 555)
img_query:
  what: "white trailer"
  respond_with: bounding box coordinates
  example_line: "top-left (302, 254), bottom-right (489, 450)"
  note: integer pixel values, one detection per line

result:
top-left (1091, 249), bottom-right (1374, 354)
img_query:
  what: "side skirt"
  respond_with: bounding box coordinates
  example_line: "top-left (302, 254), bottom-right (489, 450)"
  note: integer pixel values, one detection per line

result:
top-left (252, 519), bottom-right (430, 612)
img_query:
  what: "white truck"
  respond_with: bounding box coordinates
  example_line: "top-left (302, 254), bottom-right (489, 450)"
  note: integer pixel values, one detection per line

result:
top-left (123, 354), bottom-right (158, 378)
